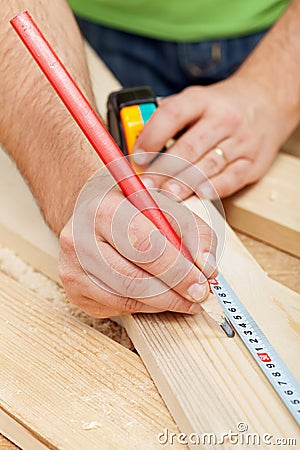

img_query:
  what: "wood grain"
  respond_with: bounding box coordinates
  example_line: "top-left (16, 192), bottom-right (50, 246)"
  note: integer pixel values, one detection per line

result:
top-left (236, 232), bottom-right (300, 295)
top-left (0, 272), bottom-right (179, 450)
top-left (1, 39), bottom-right (299, 449)
top-left (0, 435), bottom-right (19, 449)
top-left (120, 198), bottom-right (300, 448)
top-left (223, 153), bottom-right (300, 257)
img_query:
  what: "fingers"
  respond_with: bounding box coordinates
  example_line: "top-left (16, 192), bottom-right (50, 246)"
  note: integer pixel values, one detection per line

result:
top-left (160, 140), bottom-right (243, 200)
top-left (151, 191), bottom-right (218, 279)
top-left (196, 158), bottom-right (253, 199)
top-left (96, 205), bottom-right (211, 303)
top-left (132, 88), bottom-right (241, 191)
top-left (60, 243), bottom-right (205, 317)
top-left (130, 83), bottom-right (270, 201)
top-left (133, 88), bottom-right (207, 160)
top-left (60, 170), bottom-right (218, 318)
top-left (138, 116), bottom-right (228, 190)
top-left (69, 295), bottom-right (165, 318)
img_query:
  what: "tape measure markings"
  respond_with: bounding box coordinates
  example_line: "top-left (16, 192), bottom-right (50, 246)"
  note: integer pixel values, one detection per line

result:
top-left (211, 273), bottom-right (300, 425)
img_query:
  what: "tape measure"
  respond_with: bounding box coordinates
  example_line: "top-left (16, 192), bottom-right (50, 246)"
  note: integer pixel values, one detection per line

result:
top-left (107, 87), bottom-right (300, 425)
top-left (211, 274), bottom-right (300, 425)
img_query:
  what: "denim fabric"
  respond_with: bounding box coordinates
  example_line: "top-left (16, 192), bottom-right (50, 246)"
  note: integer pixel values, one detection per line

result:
top-left (77, 18), bottom-right (267, 97)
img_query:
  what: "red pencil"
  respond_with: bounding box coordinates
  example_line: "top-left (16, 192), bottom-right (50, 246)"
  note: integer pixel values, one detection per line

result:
top-left (10, 11), bottom-right (233, 336)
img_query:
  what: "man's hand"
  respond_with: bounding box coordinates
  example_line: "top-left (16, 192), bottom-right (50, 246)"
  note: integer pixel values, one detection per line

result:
top-left (131, 76), bottom-right (289, 200)
top-left (59, 175), bottom-right (217, 318)
top-left (132, 0), bottom-right (300, 200)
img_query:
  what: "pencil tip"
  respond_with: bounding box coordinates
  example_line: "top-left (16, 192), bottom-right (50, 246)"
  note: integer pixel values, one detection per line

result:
top-left (220, 318), bottom-right (235, 338)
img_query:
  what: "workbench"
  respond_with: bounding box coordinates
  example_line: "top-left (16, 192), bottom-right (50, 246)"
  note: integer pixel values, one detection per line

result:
top-left (0, 44), bottom-right (299, 449)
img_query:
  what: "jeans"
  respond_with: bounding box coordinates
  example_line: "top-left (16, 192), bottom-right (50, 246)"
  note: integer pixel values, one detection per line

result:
top-left (77, 18), bottom-right (267, 97)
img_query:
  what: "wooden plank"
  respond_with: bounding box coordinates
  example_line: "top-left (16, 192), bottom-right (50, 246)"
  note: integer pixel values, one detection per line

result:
top-left (223, 153), bottom-right (300, 257)
top-left (236, 232), bottom-right (300, 295)
top-left (120, 198), bottom-right (300, 447)
top-left (1, 164), bottom-right (299, 446)
top-left (0, 435), bottom-right (19, 450)
top-left (1, 40), bottom-right (299, 447)
top-left (0, 149), bottom-right (59, 283)
top-left (0, 272), bottom-right (179, 450)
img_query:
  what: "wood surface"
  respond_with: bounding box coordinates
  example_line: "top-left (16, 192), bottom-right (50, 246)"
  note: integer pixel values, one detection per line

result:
top-left (1, 231), bottom-right (299, 450)
top-left (0, 436), bottom-right (18, 449)
top-left (236, 232), bottom-right (300, 295)
top-left (223, 153), bottom-right (300, 257)
top-left (0, 272), bottom-right (180, 450)
top-left (1, 190), bottom-right (299, 448)
top-left (120, 198), bottom-right (300, 448)
top-left (1, 39), bottom-right (300, 449)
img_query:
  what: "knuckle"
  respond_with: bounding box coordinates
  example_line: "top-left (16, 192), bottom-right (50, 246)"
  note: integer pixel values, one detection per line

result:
top-left (121, 269), bottom-right (148, 298)
top-left (161, 99), bottom-right (184, 122)
top-left (165, 295), bottom-right (190, 313)
top-left (222, 107), bottom-right (242, 129)
top-left (176, 138), bottom-right (199, 162)
top-left (133, 231), bottom-right (153, 254)
top-left (167, 260), bottom-right (191, 286)
top-left (58, 263), bottom-right (77, 286)
top-left (204, 153), bottom-right (224, 173)
top-left (121, 297), bottom-right (142, 313)
top-left (231, 162), bottom-right (249, 185)
top-left (183, 85), bottom-right (203, 98)
top-left (200, 230), bottom-right (217, 254)
top-left (59, 227), bottom-right (74, 254)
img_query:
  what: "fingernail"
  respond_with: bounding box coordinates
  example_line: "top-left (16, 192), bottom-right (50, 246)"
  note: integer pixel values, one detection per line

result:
top-left (164, 182), bottom-right (182, 198)
top-left (202, 252), bottom-right (216, 270)
top-left (141, 177), bottom-right (154, 189)
top-left (188, 302), bottom-right (204, 314)
top-left (131, 148), bottom-right (149, 166)
top-left (197, 182), bottom-right (215, 199)
top-left (187, 282), bottom-right (208, 302)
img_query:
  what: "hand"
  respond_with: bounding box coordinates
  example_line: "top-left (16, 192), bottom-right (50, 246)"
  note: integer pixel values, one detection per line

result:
top-left (58, 171), bottom-right (217, 318)
top-left (132, 75), bottom-right (289, 199)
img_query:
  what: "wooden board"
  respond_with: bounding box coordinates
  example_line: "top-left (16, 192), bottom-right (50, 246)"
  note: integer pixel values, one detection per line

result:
top-left (0, 435), bottom-right (18, 449)
top-left (1, 40), bottom-right (299, 448)
top-left (223, 153), bottom-right (300, 257)
top-left (121, 198), bottom-right (300, 447)
top-left (0, 272), bottom-right (180, 450)
top-left (236, 232), bottom-right (300, 295)
top-left (1, 174), bottom-right (299, 447)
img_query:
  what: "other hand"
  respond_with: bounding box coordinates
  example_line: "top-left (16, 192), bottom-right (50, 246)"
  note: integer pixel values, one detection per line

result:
top-left (132, 76), bottom-right (288, 199)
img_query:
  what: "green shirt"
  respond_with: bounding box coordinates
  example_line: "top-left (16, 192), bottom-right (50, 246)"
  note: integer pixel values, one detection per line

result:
top-left (68, 0), bottom-right (290, 41)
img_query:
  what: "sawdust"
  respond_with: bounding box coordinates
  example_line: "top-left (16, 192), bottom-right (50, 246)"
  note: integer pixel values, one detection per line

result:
top-left (0, 245), bottom-right (134, 351)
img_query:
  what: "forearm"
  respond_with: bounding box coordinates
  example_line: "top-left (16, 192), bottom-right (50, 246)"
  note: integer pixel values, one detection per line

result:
top-left (0, 1), bottom-right (102, 235)
top-left (235, 0), bottom-right (300, 131)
